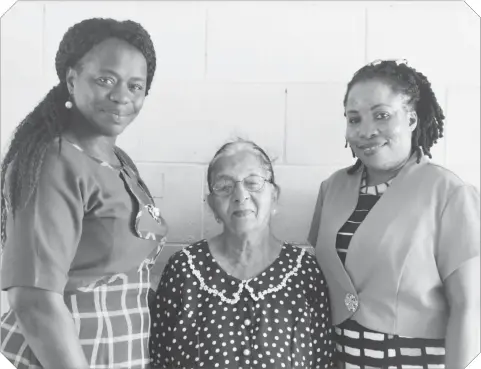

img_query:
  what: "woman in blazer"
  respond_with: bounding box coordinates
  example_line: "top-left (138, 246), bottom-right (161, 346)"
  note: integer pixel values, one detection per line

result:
top-left (308, 59), bottom-right (480, 369)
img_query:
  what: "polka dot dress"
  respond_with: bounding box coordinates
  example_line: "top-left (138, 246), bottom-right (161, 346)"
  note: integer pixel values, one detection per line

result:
top-left (150, 240), bottom-right (336, 369)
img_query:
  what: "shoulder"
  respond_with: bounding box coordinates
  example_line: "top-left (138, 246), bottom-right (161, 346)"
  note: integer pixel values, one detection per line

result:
top-left (413, 160), bottom-right (477, 197)
top-left (284, 243), bottom-right (323, 274)
top-left (165, 239), bottom-right (209, 272)
top-left (321, 166), bottom-right (355, 189)
top-left (42, 139), bottom-right (91, 177)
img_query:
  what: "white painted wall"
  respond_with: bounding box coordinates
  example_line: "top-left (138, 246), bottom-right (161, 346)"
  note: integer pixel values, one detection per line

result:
top-left (1, 1), bottom-right (480, 314)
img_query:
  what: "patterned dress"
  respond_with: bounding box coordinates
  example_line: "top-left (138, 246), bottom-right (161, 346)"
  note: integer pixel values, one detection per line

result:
top-left (150, 240), bottom-right (337, 369)
top-left (334, 171), bottom-right (445, 369)
top-left (1, 139), bottom-right (167, 368)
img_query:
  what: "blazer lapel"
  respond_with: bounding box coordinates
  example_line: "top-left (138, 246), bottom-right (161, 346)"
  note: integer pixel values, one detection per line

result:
top-left (316, 166), bottom-right (362, 293)
top-left (344, 154), bottom-right (427, 288)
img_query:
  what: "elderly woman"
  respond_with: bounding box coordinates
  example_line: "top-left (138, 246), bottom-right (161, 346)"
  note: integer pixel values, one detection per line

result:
top-left (150, 140), bottom-right (336, 369)
top-left (308, 60), bottom-right (480, 369)
top-left (1, 18), bottom-right (167, 368)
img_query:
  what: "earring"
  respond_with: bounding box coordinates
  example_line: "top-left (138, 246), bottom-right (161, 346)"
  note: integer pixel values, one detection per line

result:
top-left (65, 100), bottom-right (73, 109)
top-left (215, 217), bottom-right (221, 224)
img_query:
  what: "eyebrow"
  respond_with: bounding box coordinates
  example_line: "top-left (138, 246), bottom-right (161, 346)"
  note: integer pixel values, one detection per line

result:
top-left (98, 68), bottom-right (146, 82)
top-left (346, 103), bottom-right (391, 114)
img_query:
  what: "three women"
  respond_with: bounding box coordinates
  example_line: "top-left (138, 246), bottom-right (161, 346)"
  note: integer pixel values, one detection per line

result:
top-left (0, 16), bottom-right (478, 369)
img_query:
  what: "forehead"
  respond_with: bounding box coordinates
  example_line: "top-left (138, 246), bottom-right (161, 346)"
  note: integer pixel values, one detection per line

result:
top-left (78, 37), bottom-right (147, 76)
top-left (346, 79), bottom-right (406, 110)
top-left (211, 150), bottom-right (267, 178)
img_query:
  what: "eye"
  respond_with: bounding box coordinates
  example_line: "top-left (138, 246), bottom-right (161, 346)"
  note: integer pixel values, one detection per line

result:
top-left (375, 112), bottom-right (391, 120)
top-left (347, 116), bottom-right (360, 124)
top-left (96, 77), bottom-right (115, 86)
top-left (213, 178), bottom-right (234, 192)
top-left (129, 83), bottom-right (144, 92)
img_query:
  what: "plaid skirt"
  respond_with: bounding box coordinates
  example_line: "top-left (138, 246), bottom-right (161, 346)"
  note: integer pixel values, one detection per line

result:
top-left (0, 245), bottom-right (162, 369)
top-left (335, 319), bottom-right (445, 369)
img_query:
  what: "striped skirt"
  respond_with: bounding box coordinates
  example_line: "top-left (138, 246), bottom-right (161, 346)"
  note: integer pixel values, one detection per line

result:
top-left (335, 319), bottom-right (445, 369)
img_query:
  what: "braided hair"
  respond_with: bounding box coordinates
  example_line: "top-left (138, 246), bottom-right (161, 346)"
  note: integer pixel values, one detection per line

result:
top-left (343, 60), bottom-right (445, 174)
top-left (1, 18), bottom-right (157, 246)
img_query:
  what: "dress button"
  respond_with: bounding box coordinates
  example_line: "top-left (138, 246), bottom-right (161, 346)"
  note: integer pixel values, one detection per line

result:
top-left (243, 349), bottom-right (251, 356)
top-left (244, 319), bottom-right (252, 326)
top-left (344, 293), bottom-right (359, 313)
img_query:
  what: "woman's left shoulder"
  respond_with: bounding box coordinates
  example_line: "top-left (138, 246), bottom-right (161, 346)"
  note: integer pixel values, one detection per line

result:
top-left (284, 243), bottom-right (322, 272)
top-left (419, 161), bottom-right (473, 189)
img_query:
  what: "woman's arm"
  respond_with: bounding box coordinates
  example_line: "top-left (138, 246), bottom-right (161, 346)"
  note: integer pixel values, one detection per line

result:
top-left (8, 286), bottom-right (89, 369)
top-left (444, 257), bottom-right (480, 369)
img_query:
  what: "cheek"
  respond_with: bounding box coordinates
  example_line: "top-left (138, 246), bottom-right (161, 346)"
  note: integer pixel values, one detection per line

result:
top-left (133, 94), bottom-right (146, 113)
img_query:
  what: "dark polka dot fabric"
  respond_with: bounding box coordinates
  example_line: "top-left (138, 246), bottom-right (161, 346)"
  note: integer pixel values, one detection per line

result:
top-left (150, 240), bottom-right (336, 369)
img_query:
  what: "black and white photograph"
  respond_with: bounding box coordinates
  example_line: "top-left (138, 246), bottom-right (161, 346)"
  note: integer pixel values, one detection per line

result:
top-left (0, 1), bottom-right (480, 368)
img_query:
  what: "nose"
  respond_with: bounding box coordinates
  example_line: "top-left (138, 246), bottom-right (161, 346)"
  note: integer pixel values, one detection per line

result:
top-left (358, 120), bottom-right (379, 139)
top-left (109, 83), bottom-right (130, 105)
top-left (232, 181), bottom-right (250, 203)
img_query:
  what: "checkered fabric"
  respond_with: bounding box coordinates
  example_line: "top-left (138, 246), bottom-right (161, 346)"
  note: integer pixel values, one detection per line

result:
top-left (0, 245), bottom-right (162, 369)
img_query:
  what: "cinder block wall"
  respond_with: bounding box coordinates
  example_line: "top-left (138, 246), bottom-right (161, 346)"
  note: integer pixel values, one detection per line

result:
top-left (1, 1), bottom-right (479, 314)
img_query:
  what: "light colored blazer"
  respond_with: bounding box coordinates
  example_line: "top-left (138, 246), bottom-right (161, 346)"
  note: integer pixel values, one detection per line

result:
top-left (308, 154), bottom-right (480, 339)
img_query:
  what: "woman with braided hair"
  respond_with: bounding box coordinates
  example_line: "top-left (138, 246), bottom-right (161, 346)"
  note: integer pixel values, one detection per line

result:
top-left (309, 60), bottom-right (480, 369)
top-left (0, 18), bottom-right (167, 368)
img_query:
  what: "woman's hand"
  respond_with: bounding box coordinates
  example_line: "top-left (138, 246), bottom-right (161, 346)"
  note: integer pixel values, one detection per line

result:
top-left (8, 286), bottom-right (90, 369)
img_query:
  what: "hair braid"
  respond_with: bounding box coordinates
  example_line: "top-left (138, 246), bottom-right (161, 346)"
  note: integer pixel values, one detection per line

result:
top-left (343, 60), bottom-right (445, 174)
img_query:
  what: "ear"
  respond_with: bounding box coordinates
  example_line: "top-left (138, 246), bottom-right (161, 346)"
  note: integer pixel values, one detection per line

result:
top-left (408, 111), bottom-right (418, 132)
top-left (206, 193), bottom-right (216, 216)
top-left (271, 185), bottom-right (279, 204)
top-left (65, 67), bottom-right (78, 95)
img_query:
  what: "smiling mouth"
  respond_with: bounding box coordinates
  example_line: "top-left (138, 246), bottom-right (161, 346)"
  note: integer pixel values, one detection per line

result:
top-left (102, 110), bottom-right (132, 118)
top-left (358, 142), bottom-right (387, 155)
top-left (232, 210), bottom-right (254, 217)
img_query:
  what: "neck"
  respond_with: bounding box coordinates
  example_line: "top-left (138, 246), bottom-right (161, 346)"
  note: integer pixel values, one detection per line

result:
top-left (63, 112), bottom-right (117, 160)
top-left (366, 153), bottom-right (412, 186)
top-left (211, 228), bottom-right (281, 279)
top-left (222, 228), bottom-right (275, 260)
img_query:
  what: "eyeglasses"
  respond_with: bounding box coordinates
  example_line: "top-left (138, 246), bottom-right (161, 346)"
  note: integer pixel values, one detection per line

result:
top-left (212, 175), bottom-right (271, 197)
top-left (369, 58), bottom-right (408, 66)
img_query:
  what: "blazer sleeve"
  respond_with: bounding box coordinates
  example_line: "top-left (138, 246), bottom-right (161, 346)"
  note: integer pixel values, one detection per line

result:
top-left (308, 181), bottom-right (327, 248)
top-left (436, 184), bottom-right (480, 281)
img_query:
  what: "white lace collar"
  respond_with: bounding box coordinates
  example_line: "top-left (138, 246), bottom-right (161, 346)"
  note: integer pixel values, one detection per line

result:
top-left (182, 241), bottom-right (306, 305)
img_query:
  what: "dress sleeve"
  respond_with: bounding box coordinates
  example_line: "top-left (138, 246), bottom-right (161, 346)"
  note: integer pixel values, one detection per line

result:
top-left (436, 184), bottom-right (480, 281)
top-left (306, 255), bottom-right (337, 368)
top-left (308, 181), bottom-right (327, 248)
top-left (1, 144), bottom-right (85, 294)
top-left (150, 252), bottom-right (186, 369)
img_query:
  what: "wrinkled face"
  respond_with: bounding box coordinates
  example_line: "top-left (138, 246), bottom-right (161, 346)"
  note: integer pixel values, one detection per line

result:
top-left (345, 80), bottom-right (417, 173)
top-left (66, 37), bottom-right (148, 137)
top-left (208, 150), bottom-right (278, 237)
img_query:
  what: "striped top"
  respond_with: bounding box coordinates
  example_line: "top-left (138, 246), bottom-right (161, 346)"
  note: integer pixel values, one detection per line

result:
top-left (334, 170), bottom-right (446, 369)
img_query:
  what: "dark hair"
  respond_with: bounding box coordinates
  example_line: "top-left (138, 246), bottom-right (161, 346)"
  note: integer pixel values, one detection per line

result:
top-left (207, 139), bottom-right (280, 195)
top-left (1, 18), bottom-right (157, 245)
top-left (343, 60), bottom-right (445, 174)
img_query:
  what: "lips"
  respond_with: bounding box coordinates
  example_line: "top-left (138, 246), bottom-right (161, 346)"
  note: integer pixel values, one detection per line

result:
top-left (103, 110), bottom-right (131, 117)
top-left (358, 142), bottom-right (387, 155)
top-left (232, 210), bottom-right (254, 217)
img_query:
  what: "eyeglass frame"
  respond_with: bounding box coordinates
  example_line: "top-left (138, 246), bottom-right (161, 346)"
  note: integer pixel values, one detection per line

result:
top-left (210, 174), bottom-right (273, 197)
